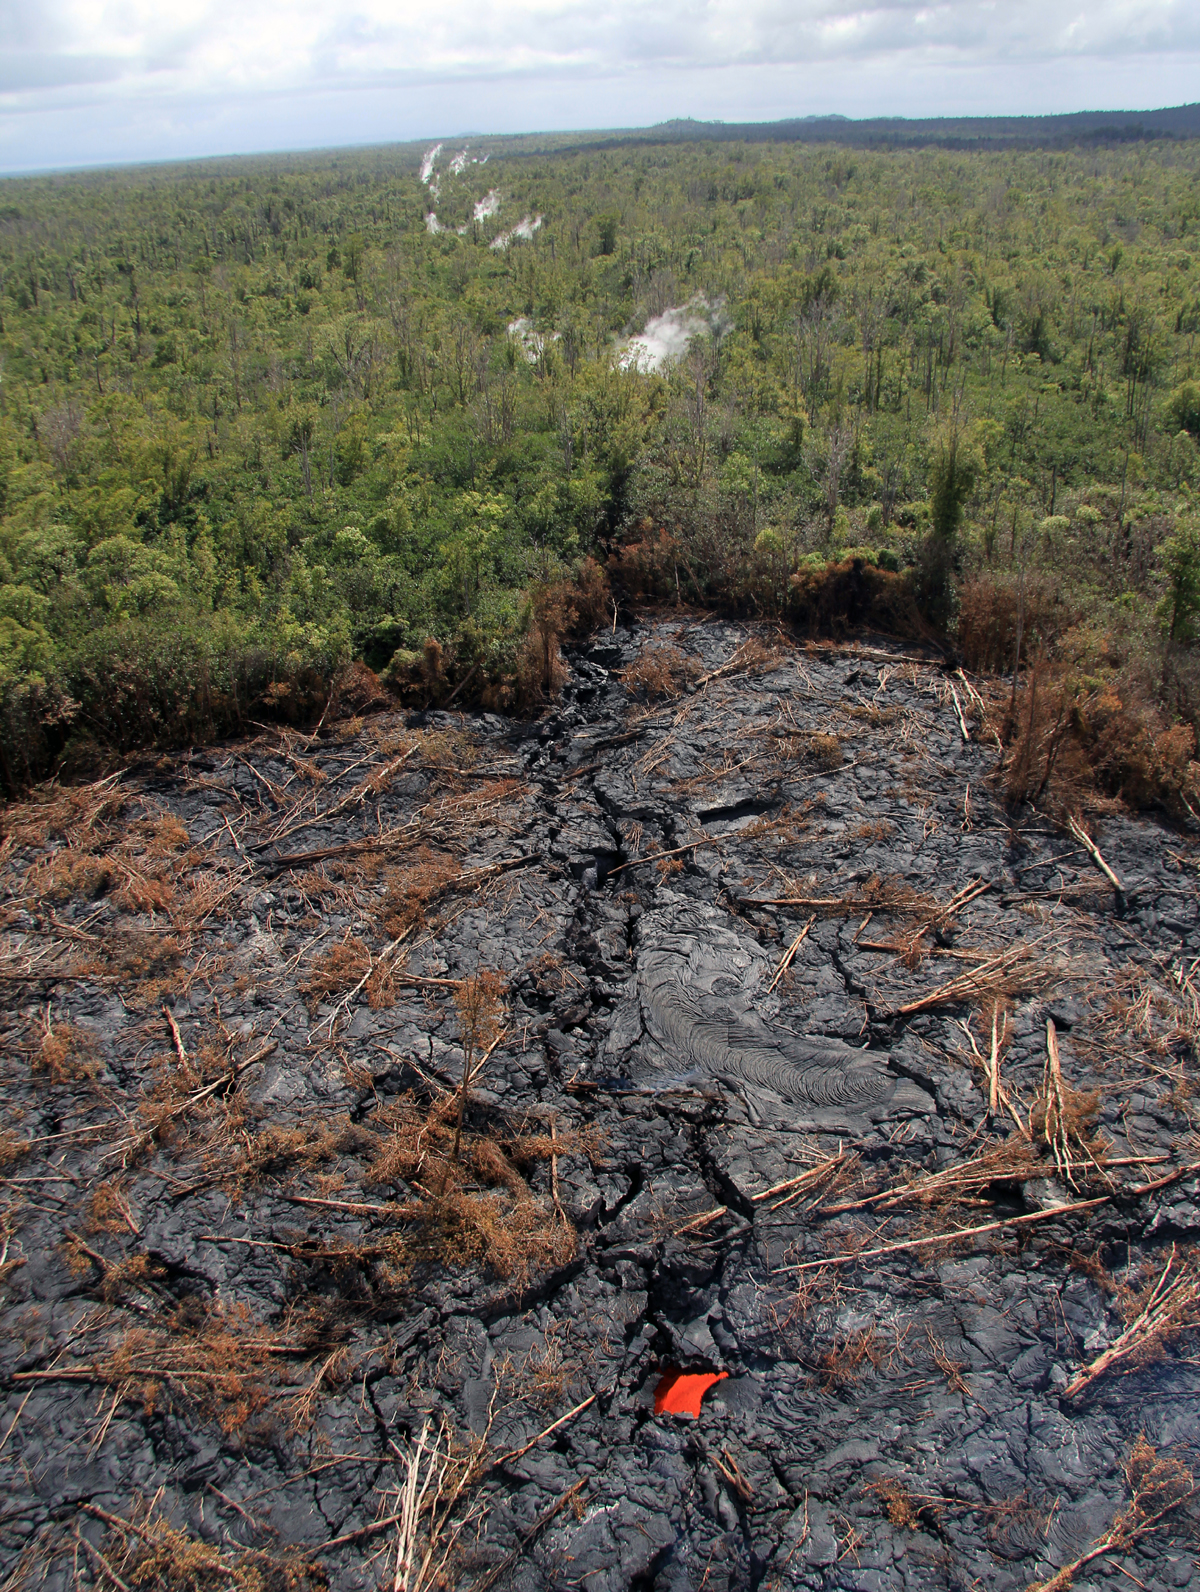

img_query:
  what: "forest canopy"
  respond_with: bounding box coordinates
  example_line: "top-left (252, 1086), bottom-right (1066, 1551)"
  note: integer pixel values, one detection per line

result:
top-left (1, 132), bottom-right (1199, 789)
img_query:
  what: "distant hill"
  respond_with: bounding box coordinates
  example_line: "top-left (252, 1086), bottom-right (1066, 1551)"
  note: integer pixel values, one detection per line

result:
top-left (512, 103), bottom-right (1200, 157)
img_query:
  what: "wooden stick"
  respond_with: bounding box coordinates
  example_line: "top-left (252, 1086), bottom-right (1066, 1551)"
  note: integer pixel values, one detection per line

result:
top-left (163, 1006), bottom-right (187, 1068)
top-left (737, 893), bottom-right (879, 910)
top-left (988, 1004), bottom-right (1002, 1115)
top-left (890, 942), bottom-right (1035, 1017)
top-left (263, 746), bottom-right (417, 847)
top-left (495, 1394), bottom-right (597, 1466)
top-left (74, 1531), bottom-right (132, 1592)
top-left (100, 1041), bottom-right (279, 1164)
top-left (1068, 816), bottom-right (1124, 894)
top-left (774, 1196), bottom-right (1110, 1274)
top-left (79, 1504), bottom-right (156, 1545)
top-left (765, 916), bottom-right (816, 995)
top-left (752, 1154), bottom-right (847, 1202)
top-left (955, 668), bottom-right (986, 712)
top-left (1025, 1485), bottom-right (1200, 1592)
top-left (949, 681), bottom-right (970, 742)
top-left (466, 1479), bottom-right (587, 1592)
top-left (305, 1508), bottom-right (409, 1554)
top-left (1125, 1160), bottom-right (1200, 1196)
top-left (674, 1206), bottom-right (728, 1235)
top-left (281, 1194), bottom-right (410, 1217)
top-left (179, 1040), bottom-right (278, 1109)
top-left (1061, 1247), bottom-right (1192, 1400)
top-left (607, 838), bottom-right (716, 877)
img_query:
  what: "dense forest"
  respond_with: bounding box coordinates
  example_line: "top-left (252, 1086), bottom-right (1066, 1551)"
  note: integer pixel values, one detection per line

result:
top-left (2, 130), bottom-right (1200, 795)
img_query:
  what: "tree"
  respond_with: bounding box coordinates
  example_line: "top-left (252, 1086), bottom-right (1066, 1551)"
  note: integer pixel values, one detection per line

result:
top-left (284, 411), bottom-right (317, 501)
top-left (1158, 516), bottom-right (1200, 684)
top-left (595, 213), bottom-right (619, 256)
top-left (1168, 381), bottom-right (1200, 440)
top-left (928, 420), bottom-right (980, 543)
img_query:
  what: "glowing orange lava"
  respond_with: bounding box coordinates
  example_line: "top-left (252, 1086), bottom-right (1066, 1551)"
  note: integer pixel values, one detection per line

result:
top-left (653, 1369), bottom-right (729, 1418)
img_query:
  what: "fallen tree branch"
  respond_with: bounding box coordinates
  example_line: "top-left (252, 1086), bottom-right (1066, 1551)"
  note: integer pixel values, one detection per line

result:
top-left (608, 838), bottom-right (718, 876)
top-left (753, 1152), bottom-right (851, 1204)
top-left (163, 1006), bottom-right (187, 1067)
top-left (1068, 815), bottom-right (1125, 898)
top-left (467, 1479), bottom-right (587, 1592)
top-left (885, 939), bottom-right (1045, 1017)
top-left (949, 681), bottom-right (970, 743)
top-left (775, 1196), bottom-right (1109, 1275)
top-left (765, 916), bottom-right (816, 995)
top-left (673, 1206), bottom-right (728, 1236)
top-left (493, 1394), bottom-right (598, 1468)
top-left (1062, 1245), bottom-right (1200, 1401)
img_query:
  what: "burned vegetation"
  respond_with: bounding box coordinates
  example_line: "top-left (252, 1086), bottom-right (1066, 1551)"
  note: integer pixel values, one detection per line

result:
top-left (2, 618), bottom-right (1200, 1591)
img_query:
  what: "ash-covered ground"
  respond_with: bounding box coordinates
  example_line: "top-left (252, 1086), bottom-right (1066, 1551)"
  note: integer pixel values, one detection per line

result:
top-left (2, 616), bottom-right (1200, 1591)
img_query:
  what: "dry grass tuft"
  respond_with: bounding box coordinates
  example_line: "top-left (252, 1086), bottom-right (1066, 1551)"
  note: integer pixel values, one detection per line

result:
top-left (1025, 1436), bottom-right (1197, 1591)
top-left (619, 644), bottom-right (697, 700)
top-left (89, 1498), bottom-right (327, 1591)
top-left (847, 819), bottom-right (894, 843)
top-left (86, 1181), bottom-right (139, 1235)
top-left (363, 1093), bottom-right (581, 1290)
top-left (816, 1325), bottom-right (885, 1387)
top-left (450, 968), bottom-right (507, 1164)
top-left (870, 1478), bottom-right (938, 1532)
top-left (35, 1018), bottom-right (100, 1082)
top-left (299, 938), bottom-right (373, 1010)
top-left (0, 1130), bottom-right (29, 1167)
top-left (807, 733), bottom-right (843, 770)
top-left (74, 1298), bottom-right (281, 1434)
top-left (383, 850), bottom-right (463, 935)
top-left (418, 1191), bottom-right (576, 1289)
top-left (23, 847), bottom-right (112, 903)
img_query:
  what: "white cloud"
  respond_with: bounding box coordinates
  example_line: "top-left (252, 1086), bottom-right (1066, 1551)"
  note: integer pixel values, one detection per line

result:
top-left (0, 1), bottom-right (1196, 171)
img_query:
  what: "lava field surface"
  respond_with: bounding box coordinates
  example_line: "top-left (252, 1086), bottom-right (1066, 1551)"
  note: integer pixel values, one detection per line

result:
top-left (3, 615), bottom-right (1200, 1591)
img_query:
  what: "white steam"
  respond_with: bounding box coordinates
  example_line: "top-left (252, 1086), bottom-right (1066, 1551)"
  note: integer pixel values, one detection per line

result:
top-left (419, 143), bottom-right (442, 183)
top-left (490, 214), bottom-right (542, 250)
top-left (618, 296), bottom-right (727, 372)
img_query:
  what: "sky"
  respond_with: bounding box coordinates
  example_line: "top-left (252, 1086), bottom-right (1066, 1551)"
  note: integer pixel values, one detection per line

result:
top-left (0, 0), bottom-right (1197, 175)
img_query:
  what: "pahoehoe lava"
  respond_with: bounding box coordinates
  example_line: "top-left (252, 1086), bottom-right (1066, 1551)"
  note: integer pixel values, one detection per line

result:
top-left (4, 615), bottom-right (1200, 1592)
top-left (607, 901), bottom-right (932, 1123)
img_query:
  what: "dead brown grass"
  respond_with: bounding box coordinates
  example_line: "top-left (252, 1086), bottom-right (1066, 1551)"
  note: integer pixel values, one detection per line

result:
top-left (34, 1018), bottom-right (100, 1082)
top-left (817, 1325), bottom-right (886, 1387)
top-left (382, 850), bottom-right (463, 935)
top-left (808, 733), bottom-right (843, 769)
top-left (619, 644), bottom-right (697, 700)
top-left (1000, 665), bottom-right (1200, 814)
top-left (1025, 1436), bottom-right (1197, 1592)
top-left (87, 1498), bottom-right (327, 1591)
top-left (299, 938), bottom-right (372, 1010)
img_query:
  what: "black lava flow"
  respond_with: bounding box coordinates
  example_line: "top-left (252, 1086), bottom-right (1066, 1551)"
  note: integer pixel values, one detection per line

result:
top-left (2, 614), bottom-right (1200, 1591)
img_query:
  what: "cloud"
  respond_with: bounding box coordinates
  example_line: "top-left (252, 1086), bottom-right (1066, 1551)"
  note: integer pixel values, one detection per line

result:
top-left (0, 1), bottom-right (1196, 172)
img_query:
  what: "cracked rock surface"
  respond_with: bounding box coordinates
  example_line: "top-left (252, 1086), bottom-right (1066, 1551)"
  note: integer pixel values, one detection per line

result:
top-left (2, 614), bottom-right (1200, 1590)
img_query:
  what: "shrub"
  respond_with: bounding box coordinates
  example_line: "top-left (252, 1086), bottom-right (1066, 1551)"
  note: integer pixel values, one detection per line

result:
top-left (787, 558), bottom-right (928, 639)
top-left (957, 574), bottom-right (1070, 674)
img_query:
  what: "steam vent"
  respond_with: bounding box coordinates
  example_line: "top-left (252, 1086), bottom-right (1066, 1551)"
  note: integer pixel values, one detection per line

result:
top-left (4, 617), bottom-right (1200, 1591)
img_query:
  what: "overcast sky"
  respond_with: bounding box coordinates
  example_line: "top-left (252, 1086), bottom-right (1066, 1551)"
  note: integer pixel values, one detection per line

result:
top-left (1, 0), bottom-right (1196, 175)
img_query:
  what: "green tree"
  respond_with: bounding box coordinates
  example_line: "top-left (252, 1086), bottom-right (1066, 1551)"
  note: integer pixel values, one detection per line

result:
top-left (928, 420), bottom-right (981, 543)
top-left (1168, 381), bottom-right (1200, 440)
top-left (1158, 516), bottom-right (1200, 684)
